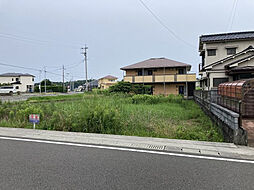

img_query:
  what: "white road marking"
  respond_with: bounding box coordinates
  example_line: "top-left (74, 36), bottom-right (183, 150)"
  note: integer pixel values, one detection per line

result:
top-left (0, 136), bottom-right (253, 164)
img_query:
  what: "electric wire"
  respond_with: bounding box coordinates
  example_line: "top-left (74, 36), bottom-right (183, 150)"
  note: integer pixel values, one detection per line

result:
top-left (0, 32), bottom-right (81, 49)
top-left (227, 0), bottom-right (238, 31)
top-left (138, 0), bottom-right (195, 49)
top-left (0, 61), bottom-right (41, 72)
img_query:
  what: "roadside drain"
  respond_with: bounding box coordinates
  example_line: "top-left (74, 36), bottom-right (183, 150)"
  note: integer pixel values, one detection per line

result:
top-left (129, 143), bottom-right (165, 150)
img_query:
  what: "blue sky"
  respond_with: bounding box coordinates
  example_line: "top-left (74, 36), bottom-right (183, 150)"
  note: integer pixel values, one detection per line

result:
top-left (0, 0), bottom-right (254, 82)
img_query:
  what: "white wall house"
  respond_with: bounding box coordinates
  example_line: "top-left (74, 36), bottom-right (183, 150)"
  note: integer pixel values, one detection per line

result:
top-left (0, 73), bottom-right (35, 92)
top-left (199, 31), bottom-right (254, 90)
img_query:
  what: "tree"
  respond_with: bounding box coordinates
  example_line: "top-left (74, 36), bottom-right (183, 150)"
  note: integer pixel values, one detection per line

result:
top-left (40, 79), bottom-right (52, 86)
top-left (109, 81), bottom-right (152, 95)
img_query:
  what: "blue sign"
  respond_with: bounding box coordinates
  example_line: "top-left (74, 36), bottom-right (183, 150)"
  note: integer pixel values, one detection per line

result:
top-left (29, 114), bottom-right (40, 124)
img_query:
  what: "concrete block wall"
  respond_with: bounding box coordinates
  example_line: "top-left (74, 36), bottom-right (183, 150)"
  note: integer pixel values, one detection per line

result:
top-left (210, 103), bottom-right (239, 130)
top-left (194, 90), bottom-right (247, 145)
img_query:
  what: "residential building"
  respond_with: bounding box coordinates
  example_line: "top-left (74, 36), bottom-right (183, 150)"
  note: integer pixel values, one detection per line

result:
top-left (98, 75), bottom-right (117, 89)
top-left (121, 57), bottom-right (196, 97)
top-left (199, 31), bottom-right (254, 90)
top-left (82, 80), bottom-right (98, 91)
top-left (0, 73), bottom-right (35, 92)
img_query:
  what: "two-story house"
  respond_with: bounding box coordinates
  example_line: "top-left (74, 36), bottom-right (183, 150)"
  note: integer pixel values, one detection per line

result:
top-left (0, 73), bottom-right (35, 92)
top-left (121, 57), bottom-right (196, 98)
top-left (98, 75), bottom-right (118, 89)
top-left (199, 31), bottom-right (254, 90)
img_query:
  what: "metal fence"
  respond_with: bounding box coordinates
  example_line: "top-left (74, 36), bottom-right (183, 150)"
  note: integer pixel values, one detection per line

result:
top-left (194, 89), bottom-right (241, 114)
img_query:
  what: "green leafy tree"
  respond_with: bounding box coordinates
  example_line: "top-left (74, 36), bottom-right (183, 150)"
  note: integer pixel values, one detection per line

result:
top-left (109, 81), bottom-right (152, 95)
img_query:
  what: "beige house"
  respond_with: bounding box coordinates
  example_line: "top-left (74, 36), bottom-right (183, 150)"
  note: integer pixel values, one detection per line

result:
top-left (199, 31), bottom-right (254, 90)
top-left (98, 75), bottom-right (118, 89)
top-left (121, 58), bottom-right (196, 98)
top-left (0, 73), bottom-right (35, 92)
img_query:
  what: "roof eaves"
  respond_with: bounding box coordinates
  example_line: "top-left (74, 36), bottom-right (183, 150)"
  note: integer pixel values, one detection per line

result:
top-left (203, 46), bottom-right (254, 69)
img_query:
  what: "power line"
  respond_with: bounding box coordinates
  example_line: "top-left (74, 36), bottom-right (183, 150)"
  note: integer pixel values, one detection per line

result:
top-left (0, 61), bottom-right (41, 72)
top-left (0, 61), bottom-right (86, 82)
top-left (0, 61), bottom-right (64, 78)
top-left (138, 0), bottom-right (195, 49)
top-left (46, 70), bottom-right (63, 77)
top-left (46, 59), bottom-right (84, 73)
top-left (64, 59), bottom-right (84, 69)
top-left (227, 0), bottom-right (238, 31)
top-left (0, 32), bottom-right (81, 49)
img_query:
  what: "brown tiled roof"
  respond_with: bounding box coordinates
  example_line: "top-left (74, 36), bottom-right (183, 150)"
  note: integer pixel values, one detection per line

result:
top-left (121, 58), bottom-right (191, 70)
top-left (99, 75), bottom-right (118, 80)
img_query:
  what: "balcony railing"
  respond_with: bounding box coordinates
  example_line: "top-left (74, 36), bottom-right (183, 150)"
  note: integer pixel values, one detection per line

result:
top-left (124, 74), bottom-right (196, 83)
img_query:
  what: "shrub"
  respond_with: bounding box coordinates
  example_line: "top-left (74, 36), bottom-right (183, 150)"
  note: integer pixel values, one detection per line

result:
top-left (34, 85), bottom-right (67, 93)
top-left (109, 81), bottom-right (132, 93)
top-left (109, 81), bottom-right (152, 95)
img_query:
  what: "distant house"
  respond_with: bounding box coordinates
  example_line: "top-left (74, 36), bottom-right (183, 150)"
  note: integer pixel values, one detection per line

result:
top-left (121, 57), bottom-right (196, 98)
top-left (98, 75), bottom-right (118, 89)
top-left (0, 73), bottom-right (35, 92)
top-left (88, 80), bottom-right (98, 90)
top-left (199, 31), bottom-right (254, 90)
top-left (83, 80), bottom-right (98, 91)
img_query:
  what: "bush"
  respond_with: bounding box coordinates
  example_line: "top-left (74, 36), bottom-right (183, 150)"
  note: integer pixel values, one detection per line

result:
top-left (109, 81), bottom-right (152, 95)
top-left (34, 85), bottom-right (67, 93)
top-left (109, 81), bottom-right (132, 93)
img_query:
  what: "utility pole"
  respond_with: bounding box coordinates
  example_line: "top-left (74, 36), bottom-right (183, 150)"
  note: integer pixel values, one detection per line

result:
top-left (44, 67), bottom-right (47, 93)
top-left (39, 70), bottom-right (42, 94)
top-left (81, 45), bottom-right (88, 92)
top-left (62, 65), bottom-right (65, 93)
top-left (72, 76), bottom-right (74, 91)
top-left (66, 72), bottom-right (70, 92)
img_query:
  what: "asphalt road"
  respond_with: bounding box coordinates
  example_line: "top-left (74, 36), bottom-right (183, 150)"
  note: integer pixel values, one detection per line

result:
top-left (0, 139), bottom-right (254, 190)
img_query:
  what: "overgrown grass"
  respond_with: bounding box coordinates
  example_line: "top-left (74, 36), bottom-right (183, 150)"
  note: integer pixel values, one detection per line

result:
top-left (28, 93), bottom-right (85, 102)
top-left (0, 93), bottom-right (224, 142)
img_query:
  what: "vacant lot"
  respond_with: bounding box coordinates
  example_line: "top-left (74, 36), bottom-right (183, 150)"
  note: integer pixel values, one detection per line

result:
top-left (0, 93), bottom-right (223, 142)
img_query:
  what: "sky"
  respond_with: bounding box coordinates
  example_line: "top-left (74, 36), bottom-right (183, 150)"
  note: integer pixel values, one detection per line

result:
top-left (0, 0), bottom-right (254, 82)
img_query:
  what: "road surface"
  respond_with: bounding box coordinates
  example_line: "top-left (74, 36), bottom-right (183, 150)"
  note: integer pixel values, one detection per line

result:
top-left (0, 138), bottom-right (254, 190)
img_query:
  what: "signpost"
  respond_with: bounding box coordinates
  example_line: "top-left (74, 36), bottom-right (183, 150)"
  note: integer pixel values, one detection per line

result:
top-left (29, 114), bottom-right (40, 129)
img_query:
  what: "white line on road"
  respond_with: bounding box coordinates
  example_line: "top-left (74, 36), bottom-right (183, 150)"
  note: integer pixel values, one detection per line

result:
top-left (0, 136), bottom-right (254, 164)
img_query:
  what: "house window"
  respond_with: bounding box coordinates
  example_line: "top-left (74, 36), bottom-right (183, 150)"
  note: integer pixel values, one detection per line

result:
top-left (178, 69), bottom-right (184, 74)
top-left (207, 49), bottom-right (216, 56)
top-left (16, 86), bottom-right (19, 89)
top-left (178, 86), bottom-right (184, 95)
top-left (137, 70), bottom-right (143, 76)
top-left (213, 78), bottom-right (229, 87)
top-left (12, 78), bottom-right (14, 81)
top-left (32, 78), bottom-right (34, 81)
top-left (147, 70), bottom-right (153, 75)
top-left (227, 48), bottom-right (236, 55)
top-left (16, 78), bottom-right (19, 81)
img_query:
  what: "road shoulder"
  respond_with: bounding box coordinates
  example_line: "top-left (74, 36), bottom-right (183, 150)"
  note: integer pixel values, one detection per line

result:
top-left (0, 127), bottom-right (254, 160)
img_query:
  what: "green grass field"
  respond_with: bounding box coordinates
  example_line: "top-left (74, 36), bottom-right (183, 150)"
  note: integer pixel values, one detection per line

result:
top-left (0, 93), bottom-right (224, 142)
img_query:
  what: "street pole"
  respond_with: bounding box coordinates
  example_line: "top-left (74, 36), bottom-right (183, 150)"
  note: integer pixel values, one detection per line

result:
top-left (44, 67), bottom-right (47, 93)
top-left (39, 70), bottom-right (42, 94)
top-left (62, 65), bottom-right (65, 93)
top-left (81, 45), bottom-right (88, 92)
